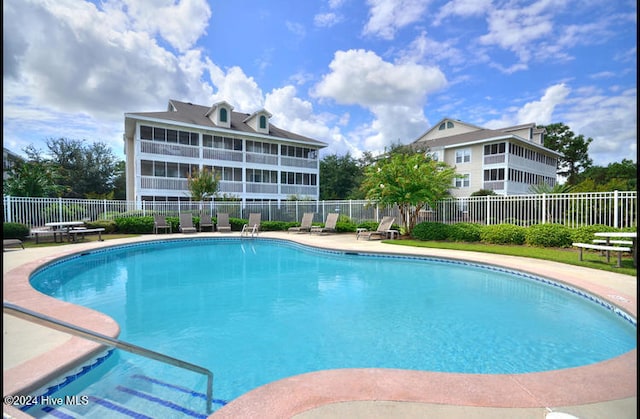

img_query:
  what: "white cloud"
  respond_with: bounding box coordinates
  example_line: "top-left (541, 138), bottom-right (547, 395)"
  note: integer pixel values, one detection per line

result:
top-left (314, 13), bottom-right (342, 27)
top-left (516, 83), bottom-right (570, 125)
top-left (362, 0), bottom-right (430, 40)
top-left (434, 0), bottom-right (491, 25)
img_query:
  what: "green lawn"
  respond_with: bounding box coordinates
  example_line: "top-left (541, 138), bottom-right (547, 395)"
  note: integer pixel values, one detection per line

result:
top-left (17, 233), bottom-right (636, 277)
top-left (385, 239), bottom-right (637, 277)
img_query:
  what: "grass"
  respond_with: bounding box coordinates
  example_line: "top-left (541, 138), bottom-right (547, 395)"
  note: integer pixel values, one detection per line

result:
top-left (385, 239), bottom-right (637, 277)
top-left (14, 233), bottom-right (637, 277)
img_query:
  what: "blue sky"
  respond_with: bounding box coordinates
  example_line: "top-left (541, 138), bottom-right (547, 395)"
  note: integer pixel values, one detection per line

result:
top-left (3, 0), bottom-right (637, 168)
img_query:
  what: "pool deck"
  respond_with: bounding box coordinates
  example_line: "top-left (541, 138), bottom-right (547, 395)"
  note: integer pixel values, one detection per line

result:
top-left (3, 232), bottom-right (637, 419)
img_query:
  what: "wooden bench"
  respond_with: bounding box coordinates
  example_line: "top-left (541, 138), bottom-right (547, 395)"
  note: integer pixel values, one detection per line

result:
top-left (67, 228), bottom-right (105, 242)
top-left (3, 239), bottom-right (24, 251)
top-left (572, 242), bottom-right (631, 267)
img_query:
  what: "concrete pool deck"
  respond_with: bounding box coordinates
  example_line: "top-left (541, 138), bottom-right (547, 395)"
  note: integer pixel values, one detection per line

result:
top-left (3, 232), bottom-right (637, 418)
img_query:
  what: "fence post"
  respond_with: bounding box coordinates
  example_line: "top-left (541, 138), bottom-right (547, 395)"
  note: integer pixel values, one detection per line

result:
top-left (5, 195), bottom-right (12, 223)
top-left (614, 190), bottom-right (619, 228)
top-left (541, 193), bottom-right (547, 224)
top-left (58, 197), bottom-right (63, 222)
top-left (485, 195), bottom-right (490, 225)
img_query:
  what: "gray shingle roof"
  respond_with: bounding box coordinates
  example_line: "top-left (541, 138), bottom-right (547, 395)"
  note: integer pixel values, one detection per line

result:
top-left (126, 99), bottom-right (327, 147)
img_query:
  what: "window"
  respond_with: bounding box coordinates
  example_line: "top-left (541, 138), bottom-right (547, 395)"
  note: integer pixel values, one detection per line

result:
top-left (447, 121), bottom-right (454, 128)
top-left (220, 108), bottom-right (228, 122)
top-left (166, 130), bottom-right (178, 143)
top-left (484, 168), bottom-right (505, 181)
top-left (140, 126), bottom-right (153, 140)
top-left (259, 115), bottom-right (267, 129)
top-left (439, 123), bottom-right (446, 130)
top-left (484, 142), bottom-right (506, 155)
top-left (153, 127), bottom-right (166, 142)
top-left (455, 149), bottom-right (471, 163)
top-left (455, 174), bottom-right (470, 188)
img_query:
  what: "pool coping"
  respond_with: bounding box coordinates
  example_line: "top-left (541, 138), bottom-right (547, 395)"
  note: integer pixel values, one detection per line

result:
top-left (3, 232), bottom-right (637, 418)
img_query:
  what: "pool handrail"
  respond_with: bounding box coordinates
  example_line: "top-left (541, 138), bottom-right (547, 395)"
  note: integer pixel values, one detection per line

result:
top-left (3, 301), bottom-right (215, 414)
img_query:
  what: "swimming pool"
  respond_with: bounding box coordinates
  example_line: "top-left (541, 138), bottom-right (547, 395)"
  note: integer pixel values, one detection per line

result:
top-left (24, 238), bottom-right (636, 417)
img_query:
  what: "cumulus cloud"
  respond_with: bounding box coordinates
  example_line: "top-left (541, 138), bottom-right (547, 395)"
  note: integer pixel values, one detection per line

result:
top-left (362, 0), bottom-right (430, 40)
top-left (516, 83), bottom-right (570, 125)
top-left (312, 49), bottom-right (446, 153)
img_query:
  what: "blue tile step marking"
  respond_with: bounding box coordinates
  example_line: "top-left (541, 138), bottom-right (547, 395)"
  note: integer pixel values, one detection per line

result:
top-left (87, 396), bottom-right (154, 419)
top-left (116, 386), bottom-right (208, 419)
top-left (131, 374), bottom-right (228, 406)
top-left (40, 406), bottom-right (75, 419)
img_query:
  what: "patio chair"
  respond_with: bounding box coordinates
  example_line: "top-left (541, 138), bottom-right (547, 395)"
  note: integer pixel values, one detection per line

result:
top-left (216, 213), bottom-right (232, 233)
top-left (179, 213), bottom-right (197, 234)
top-left (153, 214), bottom-right (172, 234)
top-left (241, 213), bottom-right (261, 237)
top-left (310, 213), bottom-right (339, 235)
top-left (198, 211), bottom-right (214, 232)
top-left (288, 212), bottom-right (315, 233)
top-left (356, 216), bottom-right (396, 240)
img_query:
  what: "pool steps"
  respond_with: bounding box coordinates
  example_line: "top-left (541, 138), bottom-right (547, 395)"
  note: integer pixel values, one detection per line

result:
top-left (23, 371), bottom-right (228, 418)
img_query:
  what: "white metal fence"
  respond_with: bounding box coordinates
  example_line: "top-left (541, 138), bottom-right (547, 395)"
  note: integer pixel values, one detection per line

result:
top-left (3, 191), bottom-right (637, 230)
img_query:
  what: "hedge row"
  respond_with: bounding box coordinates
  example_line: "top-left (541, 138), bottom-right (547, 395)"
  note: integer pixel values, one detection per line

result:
top-left (410, 222), bottom-right (633, 247)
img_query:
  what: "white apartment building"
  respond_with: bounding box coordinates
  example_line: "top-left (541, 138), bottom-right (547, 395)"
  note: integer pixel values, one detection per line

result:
top-left (412, 118), bottom-right (562, 197)
top-left (124, 100), bottom-right (327, 204)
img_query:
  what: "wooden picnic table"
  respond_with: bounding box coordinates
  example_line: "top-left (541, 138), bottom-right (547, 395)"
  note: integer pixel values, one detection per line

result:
top-left (45, 221), bottom-right (86, 242)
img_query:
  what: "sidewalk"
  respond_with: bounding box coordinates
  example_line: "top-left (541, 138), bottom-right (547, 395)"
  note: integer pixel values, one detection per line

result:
top-left (3, 233), bottom-right (637, 418)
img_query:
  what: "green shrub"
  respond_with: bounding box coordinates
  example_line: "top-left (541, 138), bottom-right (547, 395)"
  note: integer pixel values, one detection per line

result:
top-left (525, 223), bottom-right (573, 247)
top-left (449, 223), bottom-right (483, 242)
top-left (85, 219), bottom-right (118, 234)
top-left (336, 215), bottom-right (357, 232)
top-left (3, 222), bottom-right (30, 240)
top-left (481, 224), bottom-right (526, 245)
top-left (570, 224), bottom-right (616, 244)
top-left (115, 216), bottom-right (154, 234)
top-left (411, 222), bottom-right (450, 241)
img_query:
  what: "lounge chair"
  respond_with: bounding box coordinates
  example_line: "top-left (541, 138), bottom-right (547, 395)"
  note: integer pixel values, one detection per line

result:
top-left (216, 213), bottom-right (232, 233)
top-left (288, 212), bottom-right (315, 233)
top-left (179, 213), bottom-right (197, 234)
top-left (3, 239), bottom-right (24, 251)
top-left (153, 214), bottom-right (172, 234)
top-left (241, 213), bottom-right (261, 237)
top-left (199, 211), bottom-right (214, 232)
top-left (310, 213), bottom-right (339, 235)
top-left (356, 216), bottom-right (396, 240)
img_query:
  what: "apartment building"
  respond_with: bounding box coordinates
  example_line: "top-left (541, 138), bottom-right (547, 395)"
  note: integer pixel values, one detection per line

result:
top-left (3, 147), bottom-right (24, 181)
top-left (412, 118), bottom-right (561, 197)
top-left (124, 100), bottom-right (327, 204)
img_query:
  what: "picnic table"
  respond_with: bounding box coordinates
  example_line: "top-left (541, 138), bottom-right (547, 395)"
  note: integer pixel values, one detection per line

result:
top-left (594, 231), bottom-right (637, 267)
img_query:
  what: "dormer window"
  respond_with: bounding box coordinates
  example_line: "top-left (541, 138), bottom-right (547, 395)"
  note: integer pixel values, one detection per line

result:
top-left (259, 115), bottom-right (267, 129)
top-left (220, 108), bottom-right (228, 123)
top-left (439, 121), bottom-right (455, 130)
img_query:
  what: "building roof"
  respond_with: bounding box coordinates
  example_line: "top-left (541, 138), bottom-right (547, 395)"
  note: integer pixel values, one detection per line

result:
top-left (413, 121), bottom-right (562, 156)
top-left (125, 100), bottom-right (327, 148)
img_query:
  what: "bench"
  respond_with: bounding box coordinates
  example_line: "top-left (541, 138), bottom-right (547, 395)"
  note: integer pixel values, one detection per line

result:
top-left (67, 228), bottom-right (105, 242)
top-left (592, 239), bottom-right (634, 246)
top-left (3, 239), bottom-right (24, 251)
top-left (31, 229), bottom-right (66, 244)
top-left (572, 242), bottom-right (631, 268)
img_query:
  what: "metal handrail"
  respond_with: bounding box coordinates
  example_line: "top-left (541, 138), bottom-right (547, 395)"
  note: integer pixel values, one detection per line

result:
top-left (3, 302), bottom-right (214, 414)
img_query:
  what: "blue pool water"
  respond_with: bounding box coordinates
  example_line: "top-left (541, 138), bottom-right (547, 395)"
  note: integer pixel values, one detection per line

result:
top-left (27, 238), bottom-right (636, 417)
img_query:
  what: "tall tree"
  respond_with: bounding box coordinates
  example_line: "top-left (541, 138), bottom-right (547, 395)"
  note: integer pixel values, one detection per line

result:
top-left (360, 151), bottom-right (457, 234)
top-left (539, 123), bottom-right (593, 185)
top-left (46, 138), bottom-right (119, 198)
top-left (319, 153), bottom-right (364, 199)
top-left (573, 159), bottom-right (637, 192)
